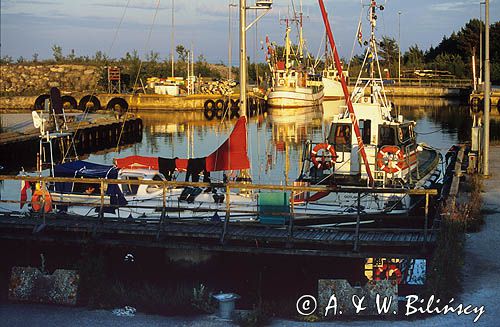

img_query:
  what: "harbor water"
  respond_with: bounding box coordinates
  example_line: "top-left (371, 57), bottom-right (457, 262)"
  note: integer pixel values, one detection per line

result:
top-left (0, 98), bottom-right (485, 207)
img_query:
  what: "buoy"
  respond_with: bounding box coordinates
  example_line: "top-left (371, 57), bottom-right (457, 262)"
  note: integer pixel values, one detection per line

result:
top-left (310, 143), bottom-right (337, 169)
top-left (31, 189), bottom-right (52, 213)
top-left (377, 145), bottom-right (405, 173)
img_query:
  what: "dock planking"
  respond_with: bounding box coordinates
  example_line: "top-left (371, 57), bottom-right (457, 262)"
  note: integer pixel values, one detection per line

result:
top-left (0, 212), bottom-right (437, 257)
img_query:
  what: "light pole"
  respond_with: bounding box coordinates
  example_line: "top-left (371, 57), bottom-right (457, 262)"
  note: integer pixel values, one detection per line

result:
top-left (171, 0), bottom-right (175, 78)
top-left (479, 1), bottom-right (485, 85)
top-left (398, 11), bottom-right (401, 85)
top-left (239, 1), bottom-right (272, 117)
top-left (228, 2), bottom-right (237, 80)
top-left (483, 0), bottom-right (490, 176)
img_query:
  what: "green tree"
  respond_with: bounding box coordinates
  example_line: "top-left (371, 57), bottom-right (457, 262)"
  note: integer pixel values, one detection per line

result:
top-left (51, 44), bottom-right (64, 62)
top-left (176, 45), bottom-right (188, 62)
top-left (378, 36), bottom-right (398, 75)
top-left (404, 45), bottom-right (424, 69)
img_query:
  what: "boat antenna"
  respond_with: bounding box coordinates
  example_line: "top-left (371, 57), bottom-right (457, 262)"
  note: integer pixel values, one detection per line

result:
top-left (318, 0), bottom-right (374, 185)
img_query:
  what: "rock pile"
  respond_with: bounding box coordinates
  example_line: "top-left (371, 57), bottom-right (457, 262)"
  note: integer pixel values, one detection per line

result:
top-left (0, 64), bottom-right (101, 95)
top-left (200, 79), bottom-right (236, 96)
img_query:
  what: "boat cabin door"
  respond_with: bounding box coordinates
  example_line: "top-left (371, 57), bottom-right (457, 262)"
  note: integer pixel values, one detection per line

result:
top-left (328, 123), bottom-right (359, 174)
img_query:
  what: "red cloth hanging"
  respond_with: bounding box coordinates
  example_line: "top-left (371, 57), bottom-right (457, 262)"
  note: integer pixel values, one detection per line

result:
top-left (205, 116), bottom-right (250, 172)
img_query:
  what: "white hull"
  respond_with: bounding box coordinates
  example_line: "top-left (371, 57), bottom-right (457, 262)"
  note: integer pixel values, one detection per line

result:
top-left (48, 159), bottom-right (440, 224)
top-left (322, 77), bottom-right (344, 101)
top-left (267, 86), bottom-right (323, 109)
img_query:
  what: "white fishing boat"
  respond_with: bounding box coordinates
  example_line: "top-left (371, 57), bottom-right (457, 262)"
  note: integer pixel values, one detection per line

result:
top-left (322, 67), bottom-right (344, 101)
top-left (265, 4), bottom-right (323, 111)
top-left (289, 0), bottom-right (442, 219)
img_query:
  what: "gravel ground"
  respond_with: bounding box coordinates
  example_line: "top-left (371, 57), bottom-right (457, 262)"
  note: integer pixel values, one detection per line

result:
top-left (1, 148), bottom-right (499, 326)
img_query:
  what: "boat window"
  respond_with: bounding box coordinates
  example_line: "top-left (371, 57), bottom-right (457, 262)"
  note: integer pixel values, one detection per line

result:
top-left (279, 72), bottom-right (284, 78)
top-left (360, 120), bottom-right (371, 144)
top-left (146, 174), bottom-right (164, 193)
top-left (75, 183), bottom-right (100, 195)
top-left (122, 176), bottom-right (139, 195)
top-left (379, 126), bottom-right (396, 146)
top-left (328, 123), bottom-right (352, 151)
top-left (399, 125), bottom-right (412, 144)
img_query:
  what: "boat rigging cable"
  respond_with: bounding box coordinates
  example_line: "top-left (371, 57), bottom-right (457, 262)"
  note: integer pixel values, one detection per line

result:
top-left (62, 0), bottom-right (132, 162)
top-left (116, 0), bottom-right (162, 152)
top-left (347, 5), bottom-right (364, 75)
top-left (318, 0), bottom-right (374, 185)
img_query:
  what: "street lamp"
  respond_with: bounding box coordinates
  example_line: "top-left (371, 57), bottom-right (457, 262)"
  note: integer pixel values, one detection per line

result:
top-left (479, 1), bottom-right (485, 85)
top-left (239, 0), bottom-right (272, 117)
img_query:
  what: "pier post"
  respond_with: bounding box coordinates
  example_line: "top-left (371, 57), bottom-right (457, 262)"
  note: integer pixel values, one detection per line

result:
top-left (353, 192), bottom-right (361, 251)
top-left (221, 183), bottom-right (231, 244)
top-left (287, 191), bottom-right (295, 241)
top-left (424, 193), bottom-right (429, 245)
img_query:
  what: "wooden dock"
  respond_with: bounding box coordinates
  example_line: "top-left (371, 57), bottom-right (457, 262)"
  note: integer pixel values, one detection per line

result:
top-left (0, 115), bottom-right (142, 172)
top-left (0, 213), bottom-right (437, 258)
top-left (0, 174), bottom-right (441, 258)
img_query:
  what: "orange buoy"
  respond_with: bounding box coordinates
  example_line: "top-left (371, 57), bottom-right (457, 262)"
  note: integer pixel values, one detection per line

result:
top-left (376, 145), bottom-right (405, 173)
top-left (310, 143), bottom-right (337, 169)
top-left (31, 189), bottom-right (52, 213)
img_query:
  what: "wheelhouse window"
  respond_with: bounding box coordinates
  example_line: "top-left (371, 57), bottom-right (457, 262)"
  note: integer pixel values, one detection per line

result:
top-left (379, 125), bottom-right (396, 146)
top-left (328, 123), bottom-right (352, 151)
top-left (359, 120), bottom-right (371, 144)
top-left (398, 124), bottom-right (413, 144)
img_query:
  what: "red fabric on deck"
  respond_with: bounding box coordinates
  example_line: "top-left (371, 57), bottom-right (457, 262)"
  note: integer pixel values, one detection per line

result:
top-left (175, 158), bottom-right (188, 171)
top-left (114, 156), bottom-right (159, 169)
top-left (205, 116), bottom-right (250, 172)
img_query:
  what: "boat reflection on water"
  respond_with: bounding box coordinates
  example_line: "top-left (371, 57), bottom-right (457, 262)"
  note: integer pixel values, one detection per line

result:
top-left (268, 106), bottom-right (324, 151)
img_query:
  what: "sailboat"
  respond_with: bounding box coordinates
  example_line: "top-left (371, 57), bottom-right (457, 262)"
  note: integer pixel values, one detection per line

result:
top-left (265, 3), bottom-right (324, 111)
top-left (47, 116), bottom-right (258, 220)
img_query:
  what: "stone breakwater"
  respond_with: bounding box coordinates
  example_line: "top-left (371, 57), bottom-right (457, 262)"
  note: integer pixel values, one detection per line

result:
top-left (0, 64), bottom-right (101, 95)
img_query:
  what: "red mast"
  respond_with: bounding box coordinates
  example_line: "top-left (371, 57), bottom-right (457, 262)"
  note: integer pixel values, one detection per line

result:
top-left (318, 0), bottom-right (374, 185)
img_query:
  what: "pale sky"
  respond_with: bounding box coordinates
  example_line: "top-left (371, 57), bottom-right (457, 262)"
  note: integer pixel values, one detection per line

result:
top-left (1, 0), bottom-right (499, 63)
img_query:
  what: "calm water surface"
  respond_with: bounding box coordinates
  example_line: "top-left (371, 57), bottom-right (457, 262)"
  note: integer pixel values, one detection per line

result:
top-left (0, 98), bottom-right (485, 206)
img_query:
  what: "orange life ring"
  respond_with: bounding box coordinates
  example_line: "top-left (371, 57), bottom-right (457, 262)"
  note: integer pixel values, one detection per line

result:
top-left (377, 145), bottom-right (405, 173)
top-left (31, 189), bottom-right (52, 213)
top-left (311, 143), bottom-right (337, 169)
top-left (374, 263), bottom-right (403, 284)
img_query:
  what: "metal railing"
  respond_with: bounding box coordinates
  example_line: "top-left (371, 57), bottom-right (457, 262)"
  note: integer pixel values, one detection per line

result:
top-left (0, 175), bottom-right (438, 250)
top-left (347, 77), bottom-right (472, 88)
